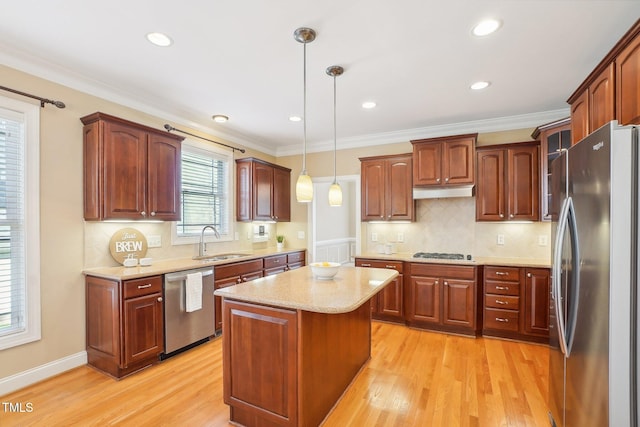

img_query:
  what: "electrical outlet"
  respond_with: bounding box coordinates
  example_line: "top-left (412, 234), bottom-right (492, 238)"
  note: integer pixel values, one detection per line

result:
top-left (147, 235), bottom-right (161, 248)
top-left (538, 235), bottom-right (548, 246)
top-left (297, 231), bottom-right (305, 239)
top-left (397, 232), bottom-right (404, 242)
top-left (371, 232), bottom-right (378, 242)
top-left (497, 234), bottom-right (505, 245)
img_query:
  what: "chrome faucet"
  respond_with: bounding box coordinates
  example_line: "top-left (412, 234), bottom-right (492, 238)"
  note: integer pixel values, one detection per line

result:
top-left (199, 225), bottom-right (220, 257)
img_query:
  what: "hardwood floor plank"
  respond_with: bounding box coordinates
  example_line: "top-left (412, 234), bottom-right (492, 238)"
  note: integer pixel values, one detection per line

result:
top-left (0, 322), bottom-right (548, 426)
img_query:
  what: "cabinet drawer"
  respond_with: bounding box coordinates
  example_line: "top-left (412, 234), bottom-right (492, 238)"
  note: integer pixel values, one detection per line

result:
top-left (215, 259), bottom-right (264, 279)
top-left (264, 255), bottom-right (287, 269)
top-left (484, 266), bottom-right (520, 281)
top-left (484, 294), bottom-right (519, 310)
top-left (287, 251), bottom-right (305, 264)
top-left (484, 308), bottom-right (519, 332)
top-left (124, 276), bottom-right (162, 299)
top-left (356, 259), bottom-right (403, 273)
top-left (409, 263), bottom-right (475, 280)
top-left (484, 280), bottom-right (519, 296)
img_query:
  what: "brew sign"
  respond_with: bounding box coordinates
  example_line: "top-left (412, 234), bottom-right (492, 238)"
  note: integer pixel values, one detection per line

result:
top-left (109, 228), bottom-right (148, 265)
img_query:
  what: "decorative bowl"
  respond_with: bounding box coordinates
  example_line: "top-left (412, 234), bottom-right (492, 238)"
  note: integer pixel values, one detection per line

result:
top-left (310, 262), bottom-right (341, 280)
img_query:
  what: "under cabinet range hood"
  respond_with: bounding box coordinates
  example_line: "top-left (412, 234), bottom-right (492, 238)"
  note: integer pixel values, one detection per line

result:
top-left (412, 185), bottom-right (475, 199)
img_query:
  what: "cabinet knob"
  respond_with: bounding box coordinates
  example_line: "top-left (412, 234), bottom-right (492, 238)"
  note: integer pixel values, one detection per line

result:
top-left (141, 211), bottom-right (146, 217)
top-left (157, 297), bottom-right (163, 302)
top-left (509, 214), bottom-right (514, 218)
top-left (527, 272), bottom-right (532, 277)
top-left (444, 177), bottom-right (449, 182)
top-left (444, 281), bottom-right (448, 285)
top-left (435, 280), bottom-right (439, 285)
top-left (499, 213), bottom-right (504, 218)
top-left (436, 178), bottom-right (441, 183)
top-left (150, 211), bottom-right (156, 216)
top-left (237, 278), bottom-right (242, 283)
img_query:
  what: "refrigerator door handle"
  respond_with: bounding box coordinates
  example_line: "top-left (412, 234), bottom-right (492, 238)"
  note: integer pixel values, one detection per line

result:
top-left (553, 196), bottom-right (571, 357)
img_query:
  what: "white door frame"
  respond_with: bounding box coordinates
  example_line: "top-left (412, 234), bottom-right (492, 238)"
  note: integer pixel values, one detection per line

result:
top-left (307, 174), bottom-right (361, 264)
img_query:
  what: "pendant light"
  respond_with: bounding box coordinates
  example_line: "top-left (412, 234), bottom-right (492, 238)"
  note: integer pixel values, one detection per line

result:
top-left (326, 65), bottom-right (344, 207)
top-left (294, 27), bottom-right (316, 203)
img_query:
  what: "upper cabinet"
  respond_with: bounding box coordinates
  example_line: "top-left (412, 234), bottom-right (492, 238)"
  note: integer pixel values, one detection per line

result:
top-left (236, 158), bottom-right (291, 222)
top-left (411, 134), bottom-right (476, 187)
top-left (360, 153), bottom-right (414, 222)
top-left (476, 142), bottom-right (540, 222)
top-left (568, 19), bottom-right (640, 144)
top-left (531, 118), bottom-right (571, 221)
top-left (81, 112), bottom-right (183, 221)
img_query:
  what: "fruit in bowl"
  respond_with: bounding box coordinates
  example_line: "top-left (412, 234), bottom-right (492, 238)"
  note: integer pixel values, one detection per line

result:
top-left (310, 261), bottom-right (341, 280)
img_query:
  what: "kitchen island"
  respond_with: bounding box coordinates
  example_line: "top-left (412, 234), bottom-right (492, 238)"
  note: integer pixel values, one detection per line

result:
top-left (214, 265), bottom-right (398, 427)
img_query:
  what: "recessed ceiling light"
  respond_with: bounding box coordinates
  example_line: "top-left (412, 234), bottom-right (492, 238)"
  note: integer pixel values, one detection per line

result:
top-left (146, 32), bottom-right (173, 47)
top-left (212, 115), bottom-right (229, 123)
top-left (472, 19), bottom-right (502, 37)
top-left (362, 101), bottom-right (377, 109)
top-left (289, 116), bottom-right (302, 122)
top-left (470, 81), bottom-right (491, 90)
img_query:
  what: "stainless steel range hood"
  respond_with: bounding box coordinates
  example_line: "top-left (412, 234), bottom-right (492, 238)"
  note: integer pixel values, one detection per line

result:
top-left (412, 185), bottom-right (475, 199)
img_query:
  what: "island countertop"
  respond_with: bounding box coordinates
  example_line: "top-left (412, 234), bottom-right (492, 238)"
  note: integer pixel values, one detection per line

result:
top-left (214, 265), bottom-right (398, 314)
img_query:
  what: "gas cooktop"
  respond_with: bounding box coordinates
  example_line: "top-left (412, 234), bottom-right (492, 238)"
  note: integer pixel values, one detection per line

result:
top-left (412, 252), bottom-right (471, 260)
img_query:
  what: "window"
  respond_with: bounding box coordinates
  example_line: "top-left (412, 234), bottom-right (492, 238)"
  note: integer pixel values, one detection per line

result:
top-left (172, 140), bottom-right (233, 243)
top-left (0, 96), bottom-right (40, 350)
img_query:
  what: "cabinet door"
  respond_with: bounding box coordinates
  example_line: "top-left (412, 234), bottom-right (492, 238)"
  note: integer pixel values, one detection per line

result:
top-left (103, 121), bottom-right (148, 219)
top-left (147, 133), bottom-right (181, 221)
top-left (386, 156), bottom-right (414, 221)
top-left (252, 162), bottom-right (274, 221)
top-left (443, 138), bottom-right (474, 185)
top-left (476, 149), bottom-right (505, 221)
top-left (361, 160), bottom-right (386, 221)
top-left (412, 142), bottom-right (442, 185)
top-left (589, 63), bottom-right (615, 132)
top-left (523, 268), bottom-right (550, 337)
top-left (123, 293), bottom-right (164, 367)
top-left (377, 275), bottom-right (403, 319)
top-left (86, 276), bottom-right (120, 367)
top-left (236, 161), bottom-right (252, 221)
top-left (409, 275), bottom-right (440, 323)
top-left (508, 145), bottom-right (539, 221)
top-left (443, 279), bottom-right (475, 328)
top-left (616, 34), bottom-right (640, 125)
top-left (539, 121), bottom-right (571, 221)
top-left (272, 166), bottom-right (291, 221)
top-left (571, 90), bottom-right (589, 145)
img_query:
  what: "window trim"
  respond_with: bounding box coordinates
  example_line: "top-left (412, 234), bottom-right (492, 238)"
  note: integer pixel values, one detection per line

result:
top-left (171, 138), bottom-right (234, 246)
top-left (0, 96), bottom-right (41, 350)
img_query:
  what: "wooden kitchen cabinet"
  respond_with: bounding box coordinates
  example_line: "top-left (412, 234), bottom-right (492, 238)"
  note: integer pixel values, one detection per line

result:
top-left (569, 64), bottom-right (615, 145)
top-left (411, 133), bottom-right (476, 187)
top-left (406, 263), bottom-right (480, 336)
top-left (360, 153), bottom-right (414, 222)
top-left (482, 265), bottom-right (550, 343)
top-left (263, 250), bottom-right (306, 276)
top-left (532, 118), bottom-right (571, 221)
top-left (476, 142), bottom-right (540, 222)
top-left (81, 112), bottom-right (183, 221)
top-left (214, 258), bottom-right (264, 332)
top-left (85, 274), bottom-right (164, 378)
top-left (355, 258), bottom-right (404, 323)
top-left (236, 158), bottom-right (291, 222)
top-left (617, 32), bottom-right (640, 125)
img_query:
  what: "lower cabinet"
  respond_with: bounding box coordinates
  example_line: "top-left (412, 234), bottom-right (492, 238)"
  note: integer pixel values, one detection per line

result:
top-left (406, 263), bottom-right (480, 336)
top-left (482, 265), bottom-right (550, 343)
top-left (355, 258), bottom-right (404, 323)
top-left (85, 275), bottom-right (164, 378)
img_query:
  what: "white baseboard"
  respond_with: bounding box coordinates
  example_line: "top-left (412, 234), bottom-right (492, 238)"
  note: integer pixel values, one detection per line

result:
top-left (0, 351), bottom-right (87, 396)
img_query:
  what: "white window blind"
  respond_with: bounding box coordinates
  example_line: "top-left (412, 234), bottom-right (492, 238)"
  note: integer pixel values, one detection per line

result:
top-left (176, 144), bottom-right (230, 237)
top-left (0, 99), bottom-right (40, 350)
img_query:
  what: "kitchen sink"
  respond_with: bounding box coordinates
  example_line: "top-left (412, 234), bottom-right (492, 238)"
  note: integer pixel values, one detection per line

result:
top-left (193, 253), bottom-right (252, 262)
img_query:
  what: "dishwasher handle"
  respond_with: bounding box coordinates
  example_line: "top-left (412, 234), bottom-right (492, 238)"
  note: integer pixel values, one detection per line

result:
top-left (165, 269), bottom-right (214, 282)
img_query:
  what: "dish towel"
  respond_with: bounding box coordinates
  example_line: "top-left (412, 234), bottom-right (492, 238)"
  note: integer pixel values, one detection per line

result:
top-left (185, 272), bottom-right (203, 313)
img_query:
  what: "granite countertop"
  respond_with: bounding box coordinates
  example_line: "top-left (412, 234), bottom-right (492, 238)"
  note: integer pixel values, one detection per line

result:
top-left (356, 252), bottom-right (551, 268)
top-left (214, 265), bottom-right (398, 314)
top-left (82, 247), bottom-right (306, 281)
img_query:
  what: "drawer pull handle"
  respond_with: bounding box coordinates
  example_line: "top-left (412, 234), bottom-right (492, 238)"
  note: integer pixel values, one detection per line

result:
top-left (137, 284), bottom-right (152, 289)
top-left (495, 286), bottom-right (509, 290)
top-left (385, 265), bottom-right (397, 269)
top-left (495, 317), bottom-right (509, 322)
top-left (157, 297), bottom-right (163, 302)
top-left (495, 271), bottom-right (509, 276)
top-left (495, 300), bottom-right (508, 305)
top-left (361, 263), bottom-right (372, 267)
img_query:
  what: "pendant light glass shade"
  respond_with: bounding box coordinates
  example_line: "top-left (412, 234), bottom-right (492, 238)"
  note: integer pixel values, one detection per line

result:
top-left (326, 65), bottom-right (344, 207)
top-left (294, 27), bottom-right (316, 203)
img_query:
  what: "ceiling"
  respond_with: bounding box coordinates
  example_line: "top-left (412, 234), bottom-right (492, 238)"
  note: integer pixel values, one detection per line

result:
top-left (1, 1), bottom-right (639, 156)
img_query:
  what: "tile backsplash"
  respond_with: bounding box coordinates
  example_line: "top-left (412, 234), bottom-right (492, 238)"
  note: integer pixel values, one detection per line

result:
top-left (364, 197), bottom-right (551, 261)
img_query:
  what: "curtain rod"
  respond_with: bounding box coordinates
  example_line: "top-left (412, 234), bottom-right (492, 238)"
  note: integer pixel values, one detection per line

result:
top-left (163, 124), bottom-right (245, 153)
top-left (0, 85), bottom-right (66, 108)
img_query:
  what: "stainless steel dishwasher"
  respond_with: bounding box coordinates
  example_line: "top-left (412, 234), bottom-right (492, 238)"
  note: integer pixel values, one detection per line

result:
top-left (163, 267), bottom-right (215, 357)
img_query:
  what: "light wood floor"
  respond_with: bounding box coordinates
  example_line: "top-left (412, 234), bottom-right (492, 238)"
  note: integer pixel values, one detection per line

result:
top-left (1, 322), bottom-right (549, 426)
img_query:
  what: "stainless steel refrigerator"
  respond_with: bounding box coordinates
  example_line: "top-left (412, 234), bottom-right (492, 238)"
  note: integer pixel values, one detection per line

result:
top-left (549, 121), bottom-right (639, 426)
